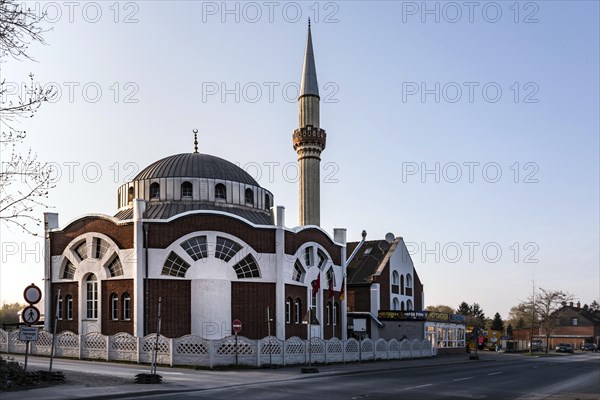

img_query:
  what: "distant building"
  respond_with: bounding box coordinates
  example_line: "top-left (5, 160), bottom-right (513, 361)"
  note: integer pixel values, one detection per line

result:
top-left (345, 237), bottom-right (425, 339)
top-left (513, 302), bottom-right (600, 349)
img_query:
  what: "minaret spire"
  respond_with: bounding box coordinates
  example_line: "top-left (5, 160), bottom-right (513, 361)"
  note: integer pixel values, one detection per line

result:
top-left (300, 18), bottom-right (319, 99)
top-left (293, 21), bottom-right (326, 226)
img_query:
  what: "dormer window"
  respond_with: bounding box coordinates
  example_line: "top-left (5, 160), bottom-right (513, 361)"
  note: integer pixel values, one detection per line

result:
top-left (150, 183), bottom-right (160, 200)
top-left (265, 194), bottom-right (271, 210)
top-left (181, 181), bottom-right (193, 198)
top-left (245, 188), bottom-right (254, 206)
top-left (215, 183), bottom-right (226, 200)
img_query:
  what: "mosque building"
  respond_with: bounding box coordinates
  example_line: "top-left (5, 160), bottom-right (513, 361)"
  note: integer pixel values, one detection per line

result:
top-left (43, 23), bottom-right (424, 342)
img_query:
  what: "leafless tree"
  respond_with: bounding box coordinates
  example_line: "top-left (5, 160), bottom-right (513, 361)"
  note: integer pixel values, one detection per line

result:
top-left (532, 288), bottom-right (574, 353)
top-left (1, 0), bottom-right (56, 235)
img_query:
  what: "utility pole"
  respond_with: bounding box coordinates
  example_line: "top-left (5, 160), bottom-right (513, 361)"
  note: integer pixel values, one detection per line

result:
top-left (529, 277), bottom-right (535, 355)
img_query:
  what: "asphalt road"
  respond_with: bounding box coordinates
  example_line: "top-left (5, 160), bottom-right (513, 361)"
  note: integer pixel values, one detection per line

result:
top-left (7, 352), bottom-right (599, 399)
top-left (124, 353), bottom-right (600, 400)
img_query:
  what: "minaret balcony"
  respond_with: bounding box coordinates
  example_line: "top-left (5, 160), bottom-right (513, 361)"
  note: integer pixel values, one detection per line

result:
top-left (293, 126), bottom-right (327, 151)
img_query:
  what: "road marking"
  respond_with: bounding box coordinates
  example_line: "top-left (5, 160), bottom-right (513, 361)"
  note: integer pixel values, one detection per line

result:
top-left (453, 377), bottom-right (474, 382)
top-left (488, 372), bottom-right (503, 376)
top-left (404, 384), bottom-right (433, 390)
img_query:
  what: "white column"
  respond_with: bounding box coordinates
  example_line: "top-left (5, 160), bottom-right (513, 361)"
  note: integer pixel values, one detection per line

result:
top-left (370, 283), bottom-right (381, 340)
top-left (333, 228), bottom-right (347, 339)
top-left (43, 213), bottom-right (59, 331)
top-left (133, 199), bottom-right (146, 337)
top-left (274, 206), bottom-right (286, 339)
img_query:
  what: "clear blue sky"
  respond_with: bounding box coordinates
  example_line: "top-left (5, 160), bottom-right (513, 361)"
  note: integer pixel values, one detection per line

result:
top-left (1, 1), bottom-right (598, 320)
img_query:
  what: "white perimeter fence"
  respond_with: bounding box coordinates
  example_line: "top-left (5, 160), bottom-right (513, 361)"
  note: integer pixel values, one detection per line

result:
top-left (0, 329), bottom-right (433, 368)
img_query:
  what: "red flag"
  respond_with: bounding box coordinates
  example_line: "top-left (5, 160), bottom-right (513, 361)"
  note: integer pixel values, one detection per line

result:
top-left (339, 278), bottom-right (345, 301)
top-left (328, 275), bottom-right (334, 299)
top-left (311, 273), bottom-right (320, 296)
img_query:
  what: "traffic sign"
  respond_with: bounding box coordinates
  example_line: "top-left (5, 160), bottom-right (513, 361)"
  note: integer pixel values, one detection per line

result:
top-left (232, 319), bottom-right (242, 334)
top-left (19, 326), bottom-right (39, 342)
top-left (23, 283), bottom-right (42, 304)
top-left (22, 305), bottom-right (40, 325)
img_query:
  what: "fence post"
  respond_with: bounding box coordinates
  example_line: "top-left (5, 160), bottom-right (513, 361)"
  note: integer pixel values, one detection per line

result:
top-left (136, 336), bottom-right (141, 364)
top-left (78, 333), bottom-right (82, 360)
top-left (208, 339), bottom-right (214, 369)
top-left (105, 335), bottom-right (110, 361)
top-left (256, 338), bottom-right (262, 368)
top-left (169, 338), bottom-right (174, 367)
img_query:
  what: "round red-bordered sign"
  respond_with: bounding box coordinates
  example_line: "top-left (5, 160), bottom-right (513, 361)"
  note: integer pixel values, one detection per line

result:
top-left (22, 305), bottom-right (40, 325)
top-left (232, 319), bottom-right (242, 334)
top-left (23, 284), bottom-right (42, 305)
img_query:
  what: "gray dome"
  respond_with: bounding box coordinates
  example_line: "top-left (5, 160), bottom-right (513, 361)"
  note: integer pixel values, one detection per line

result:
top-left (135, 153), bottom-right (258, 186)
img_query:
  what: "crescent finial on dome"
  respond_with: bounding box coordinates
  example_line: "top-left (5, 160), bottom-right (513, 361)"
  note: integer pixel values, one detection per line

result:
top-left (193, 129), bottom-right (199, 153)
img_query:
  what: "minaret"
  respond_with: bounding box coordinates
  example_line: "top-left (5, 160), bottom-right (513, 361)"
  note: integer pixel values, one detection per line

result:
top-left (293, 20), bottom-right (326, 226)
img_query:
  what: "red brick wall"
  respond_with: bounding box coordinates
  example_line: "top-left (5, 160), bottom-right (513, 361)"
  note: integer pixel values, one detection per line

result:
top-left (285, 284), bottom-right (307, 339)
top-left (52, 282), bottom-right (79, 334)
top-left (101, 279), bottom-right (134, 336)
top-left (322, 290), bottom-right (342, 339)
top-left (347, 285), bottom-right (371, 312)
top-left (147, 214), bottom-right (276, 253)
top-left (374, 262), bottom-right (390, 310)
top-left (413, 272), bottom-right (424, 311)
top-left (146, 279), bottom-right (191, 338)
top-left (231, 282), bottom-right (275, 339)
top-left (285, 229), bottom-right (342, 265)
top-left (51, 217), bottom-right (133, 256)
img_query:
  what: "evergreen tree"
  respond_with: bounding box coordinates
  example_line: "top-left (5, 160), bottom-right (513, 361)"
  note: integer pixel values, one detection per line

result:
top-left (490, 312), bottom-right (504, 332)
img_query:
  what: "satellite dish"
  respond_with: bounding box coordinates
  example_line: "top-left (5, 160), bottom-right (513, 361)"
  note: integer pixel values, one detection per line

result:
top-left (385, 233), bottom-right (395, 244)
top-left (378, 241), bottom-right (390, 252)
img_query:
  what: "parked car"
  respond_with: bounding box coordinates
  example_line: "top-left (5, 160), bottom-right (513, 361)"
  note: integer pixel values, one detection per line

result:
top-left (555, 343), bottom-right (574, 353)
top-left (581, 343), bottom-right (598, 352)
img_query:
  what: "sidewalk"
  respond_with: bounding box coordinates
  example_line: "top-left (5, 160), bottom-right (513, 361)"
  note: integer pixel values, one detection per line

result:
top-left (2, 352), bottom-right (503, 399)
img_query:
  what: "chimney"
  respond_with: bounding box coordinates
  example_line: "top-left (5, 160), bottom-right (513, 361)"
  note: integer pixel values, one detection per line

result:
top-left (576, 301), bottom-right (581, 310)
top-left (569, 301), bottom-right (574, 307)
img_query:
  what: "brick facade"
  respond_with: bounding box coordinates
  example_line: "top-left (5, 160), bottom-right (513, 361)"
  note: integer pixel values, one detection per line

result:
top-left (322, 290), bottom-right (342, 339)
top-left (231, 282), bottom-right (276, 339)
top-left (101, 279), bottom-right (134, 336)
top-left (147, 214), bottom-right (276, 253)
top-left (50, 217), bottom-right (133, 256)
top-left (285, 229), bottom-right (341, 265)
top-left (347, 285), bottom-right (371, 312)
top-left (285, 284), bottom-right (307, 339)
top-left (52, 282), bottom-right (79, 333)
top-left (146, 279), bottom-right (191, 338)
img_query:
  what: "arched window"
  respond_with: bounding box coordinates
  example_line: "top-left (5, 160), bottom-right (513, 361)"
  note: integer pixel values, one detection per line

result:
top-left (334, 302), bottom-right (339, 326)
top-left (215, 183), bottom-right (226, 200)
top-left (286, 297), bottom-right (292, 324)
top-left (265, 194), bottom-right (270, 210)
top-left (110, 293), bottom-right (118, 320)
top-left (181, 181), bottom-right (193, 198)
top-left (400, 275), bottom-right (405, 295)
top-left (150, 182), bottom-right (160, 199)
top-left (392, 270), bottom-right (399, 285)
top-left (66, 295), bottom-right (73, 320)
top-left (86, 274), bottom-right (98, 319)
top-left (57, 295), bottom-right (63, 320)
top-left (294, 298), bottom-right (302, 324)
top-left (128, 187), bottom-right (134, 204)
top-left (122, 293), bottom-right (131, 320)
top-left (393, 298), bottom-right (400, 310)
top-left (401, 301), bottom-right (405, 311)
top-left (63, 260), bottom-right (76, 280)
top-left (245, 188), bottom-right (254, 205)
top-left (407, 299), bottom-right (413, 311)
top-left (406, 273), bottom-right (413, 288)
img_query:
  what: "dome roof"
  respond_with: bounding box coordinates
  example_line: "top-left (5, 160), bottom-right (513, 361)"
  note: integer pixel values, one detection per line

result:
top-left (134, 153), bottom-right (259, 186)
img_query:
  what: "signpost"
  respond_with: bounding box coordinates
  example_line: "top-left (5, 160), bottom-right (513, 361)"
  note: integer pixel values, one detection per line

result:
top-left (232, 319), bottom-right (242, 366)
top-left (21, 283), bottom-right (42, 371)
